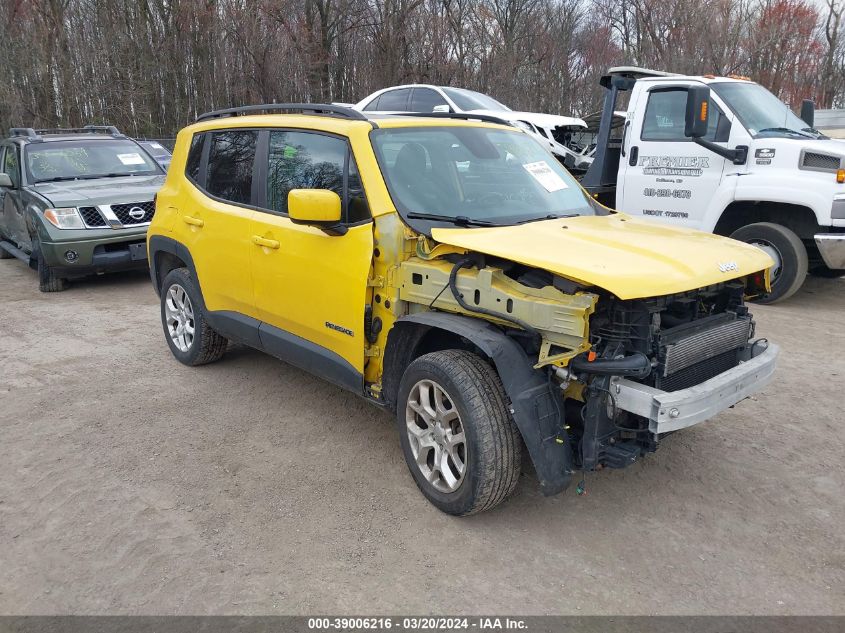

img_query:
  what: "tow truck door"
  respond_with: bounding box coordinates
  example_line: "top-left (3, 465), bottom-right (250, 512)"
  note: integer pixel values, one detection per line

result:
top-left (618, 84), bottom-right (730, 230)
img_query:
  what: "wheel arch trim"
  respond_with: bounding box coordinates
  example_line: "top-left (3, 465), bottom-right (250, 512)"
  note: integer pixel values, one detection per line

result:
top-left (386, 312), bottom-right (574, 496)
top-left (148, 235), bottom-right (198, 299)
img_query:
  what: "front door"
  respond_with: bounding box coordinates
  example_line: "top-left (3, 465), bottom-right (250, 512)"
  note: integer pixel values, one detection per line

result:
top-left (619, 86), bottom-right (730, 230)
top-left (1, 144), bottom-right (26, 246)
top-left (249, 129), bottom-right (373, 389)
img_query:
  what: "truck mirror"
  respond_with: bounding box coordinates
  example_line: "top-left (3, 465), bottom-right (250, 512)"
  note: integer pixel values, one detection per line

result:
top-left (800, 99), bottom-right (815, 128)
top-left (685, 85), bottom-right (710, 138)
top-left (0, 173), bottom-right (12, 188)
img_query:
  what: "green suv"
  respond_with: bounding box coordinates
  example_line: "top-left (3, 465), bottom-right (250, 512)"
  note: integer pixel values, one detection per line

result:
top-left (0, 126), bottom-right (166, 291)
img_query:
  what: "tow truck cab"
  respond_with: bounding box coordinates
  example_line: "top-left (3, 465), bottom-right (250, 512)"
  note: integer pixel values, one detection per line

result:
top-left (582, 66), bottom-right (845, 303)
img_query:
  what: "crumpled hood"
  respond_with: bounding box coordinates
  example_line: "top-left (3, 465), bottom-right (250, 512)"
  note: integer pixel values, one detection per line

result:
top-left (30, 175), bottom-right (165, 207)
top-left (431, 214), bottom-right (773, 300)
top-left (468, 109), bottom-right (586, 130)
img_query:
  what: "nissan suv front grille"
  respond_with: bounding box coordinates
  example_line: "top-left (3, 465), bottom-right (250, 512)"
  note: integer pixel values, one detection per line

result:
top-left (111, 201), bottom-right (155, 225)
top-left (79, 206), bottom-right (106, 227)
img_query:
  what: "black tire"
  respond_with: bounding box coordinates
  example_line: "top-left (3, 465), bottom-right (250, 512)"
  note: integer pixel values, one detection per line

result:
top-left (0, 243), bottom-right (12, 259)
top-left (396, 349), bottom-right (521, 516)
top-left (809, 265), bottom-right (845, 278)
top-left (36, 247), bottom-right (67, 292)
top-left (160, 267), bottom-right (227, 366)
top-left (730, 222), bottom-right (807, 304)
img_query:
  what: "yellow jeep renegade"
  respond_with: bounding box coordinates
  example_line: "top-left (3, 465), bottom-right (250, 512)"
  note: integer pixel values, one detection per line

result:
top-left (148, 104), bottom-right (778, 515)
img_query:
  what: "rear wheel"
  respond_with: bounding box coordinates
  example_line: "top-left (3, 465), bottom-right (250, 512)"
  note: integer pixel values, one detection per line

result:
top-left (160, 267), bottom-right (227, 366)
top-left (730, 222), bottom-right (807, 304)
top-left (396, 350), bottom-right (521, 516)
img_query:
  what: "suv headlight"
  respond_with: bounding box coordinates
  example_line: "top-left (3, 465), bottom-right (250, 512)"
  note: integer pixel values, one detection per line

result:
top-left (44, 207), bottom-right (85, 229)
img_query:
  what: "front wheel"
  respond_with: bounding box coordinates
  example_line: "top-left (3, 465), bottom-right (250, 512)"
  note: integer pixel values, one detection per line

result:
top-left (396, 350), bottom-right (521, 516)
top-left (730, 222), bottom-right (807, 304)
top-left (36, 247), bottom-right (67, 292)
top-left (160, 267), bottom-right (227, 366)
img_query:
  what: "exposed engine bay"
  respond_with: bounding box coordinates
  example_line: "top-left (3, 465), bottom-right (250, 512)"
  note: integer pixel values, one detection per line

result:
top-left (398, 251), bottom-right (769, 474)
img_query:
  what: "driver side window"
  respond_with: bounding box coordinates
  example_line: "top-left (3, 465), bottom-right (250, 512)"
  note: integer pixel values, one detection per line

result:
top-left (641, 89), bottom-right (729, 143)
top-left (3, 146), bottom-right (20, 188)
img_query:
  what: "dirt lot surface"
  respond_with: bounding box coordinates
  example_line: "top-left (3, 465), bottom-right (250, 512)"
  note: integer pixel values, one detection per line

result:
top-left (1, 259), bottom-right (843, 615)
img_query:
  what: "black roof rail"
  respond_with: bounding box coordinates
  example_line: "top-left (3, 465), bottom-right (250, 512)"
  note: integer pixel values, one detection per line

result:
top-left (196, 103), bottom-right (370, 123)
top-left (390, 112), bottom-right (515, 127)
top-left (31, 125), bottom-right (124, 138)
top-left (8, 127), bottom-right (39, 139)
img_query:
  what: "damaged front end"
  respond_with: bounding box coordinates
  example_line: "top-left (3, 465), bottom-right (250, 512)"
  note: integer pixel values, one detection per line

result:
top-left (395, 245), bottom-right (778, 493)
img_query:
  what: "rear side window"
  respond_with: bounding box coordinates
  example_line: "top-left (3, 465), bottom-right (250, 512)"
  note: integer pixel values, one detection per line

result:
top-left (362, 95), bottom-right (382, 112)
top-left (265, 130), bottom-right (370, 223)
top-left (185, 133), bottom-right (205, 183)
top-left (375, 88), bottom-right (411, 111)
top-left (206, 131), bottom-right (257, 204)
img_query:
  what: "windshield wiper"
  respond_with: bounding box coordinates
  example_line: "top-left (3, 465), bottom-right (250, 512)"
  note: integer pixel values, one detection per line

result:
top-left (36, 176), bottom-right (83, 183)
top-left (515, 213), bottom-right (579, 225)
top-left (406, 212), bottom-right (500, 227)
top-left (756, 127), bottom-right (814, 138)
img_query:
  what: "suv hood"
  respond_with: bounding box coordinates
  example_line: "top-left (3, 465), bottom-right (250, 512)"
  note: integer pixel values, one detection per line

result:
top-left (30, 175), bottom-right (165, 207)
top-left (431, 214), bottom-right (773, 300)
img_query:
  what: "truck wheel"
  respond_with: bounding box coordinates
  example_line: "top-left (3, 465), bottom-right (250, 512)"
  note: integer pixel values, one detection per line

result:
top-left (396, 350), bottom-right (521, 516)
top-left (730, 222), bottom-right (807, 304)
top-left (37, 248), bottom-right (67, 292)
top-left (160, 267), bottom-right (227, 366)
top-left (809, 265), bottom-right (845, 278)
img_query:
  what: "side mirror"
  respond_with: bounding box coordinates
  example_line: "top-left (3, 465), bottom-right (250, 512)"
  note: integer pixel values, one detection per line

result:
top-left (433, 104), bottom-right (451, 113)
top-left (288, 189), bottom-right (346, 235)
top-left (800, 99), bottom-right (815, 128)
top-left (0, 172), bottom-right (13, 188)
top-left (685, 85), bottom-right (711, 138)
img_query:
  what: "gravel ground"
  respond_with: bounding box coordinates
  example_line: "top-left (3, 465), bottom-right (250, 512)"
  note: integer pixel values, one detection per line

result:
top-left (0, 259), bottom-right (843, 615)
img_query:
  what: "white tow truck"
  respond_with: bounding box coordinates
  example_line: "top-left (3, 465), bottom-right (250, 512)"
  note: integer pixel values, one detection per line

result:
top-left (581, 67), bottom-right (845, 302)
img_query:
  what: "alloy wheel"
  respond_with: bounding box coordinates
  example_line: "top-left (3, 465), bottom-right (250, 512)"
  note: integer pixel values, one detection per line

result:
top-left (164, 284), bottom-right (195, 353)
top-left (405, 379), bottom-right (467, 493)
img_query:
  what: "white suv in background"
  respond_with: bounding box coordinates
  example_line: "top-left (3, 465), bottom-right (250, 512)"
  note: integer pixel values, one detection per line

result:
top-left (352, 84), bottom-right (587, 167)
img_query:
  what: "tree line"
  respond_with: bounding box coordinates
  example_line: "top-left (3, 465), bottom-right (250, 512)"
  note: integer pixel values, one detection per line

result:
top-left (1, 0), bottom-right (844, 138)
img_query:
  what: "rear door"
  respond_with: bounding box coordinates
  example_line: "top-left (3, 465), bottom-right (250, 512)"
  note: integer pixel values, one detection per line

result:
top-left (177, 129), bottom-right (257, 324)
top-left (248, 129), bottom-right (373, 390)
top-left (618, 85), bottom-right (730, 230)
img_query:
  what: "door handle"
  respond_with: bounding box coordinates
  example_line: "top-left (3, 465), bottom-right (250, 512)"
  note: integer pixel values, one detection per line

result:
top-left (252, 235), bottom-right (280, 249)
top-left (629, 145), bottom-right (639, 166)
top-left (183, 215), bottom-right (204, 227)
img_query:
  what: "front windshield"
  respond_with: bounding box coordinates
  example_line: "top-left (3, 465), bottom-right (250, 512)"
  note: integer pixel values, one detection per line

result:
top-left (25, 139), bottom-right (162, 183)
top-left (442, 88), bottom-right (511, 112)
top-left (713, 82), bottom-right (822, 138)
top-left (372, 126), bottom-right (596, 228)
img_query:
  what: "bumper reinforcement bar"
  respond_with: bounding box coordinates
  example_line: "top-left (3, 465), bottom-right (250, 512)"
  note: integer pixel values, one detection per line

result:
top-left (610, 341), bottom-right (779, 435)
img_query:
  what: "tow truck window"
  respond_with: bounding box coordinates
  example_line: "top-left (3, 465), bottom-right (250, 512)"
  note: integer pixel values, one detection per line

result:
top-left (641, 89), bottom-right (728, 142)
